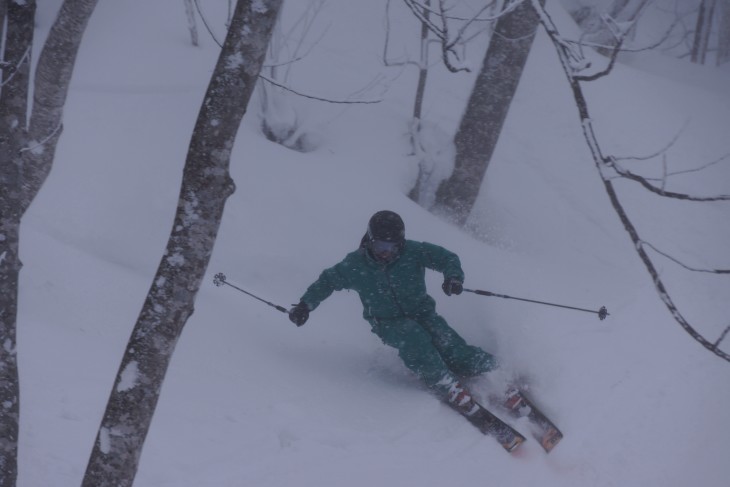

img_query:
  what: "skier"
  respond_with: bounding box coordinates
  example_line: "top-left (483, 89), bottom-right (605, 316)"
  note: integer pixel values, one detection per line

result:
top-left (288, 210), bottom-right (498, 419)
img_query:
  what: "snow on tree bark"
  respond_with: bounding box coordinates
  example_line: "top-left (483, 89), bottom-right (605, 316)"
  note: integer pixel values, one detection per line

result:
top-left (81, 1), bottom-right (283, 486)
top-left (434, 0), bottom-right (543, 226)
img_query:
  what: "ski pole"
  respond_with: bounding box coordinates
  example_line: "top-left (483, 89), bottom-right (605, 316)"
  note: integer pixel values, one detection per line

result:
top-left (463, 288), bottom-right (609, 321)
top-left (213, 273), bottom-right (288, 314)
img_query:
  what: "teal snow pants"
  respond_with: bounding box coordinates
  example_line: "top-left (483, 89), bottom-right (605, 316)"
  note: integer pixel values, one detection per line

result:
top-left (368, 308), bottom-right (497, 396)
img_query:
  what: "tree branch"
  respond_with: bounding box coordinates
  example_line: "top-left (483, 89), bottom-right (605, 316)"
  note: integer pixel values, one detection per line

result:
top-left (193, 0), bottom-right (224, 47)
top-left (258, 75), bottom-right (382, 104)
top-left (532, 0), bottom-right (730, 363)
top-left (609, 158), bottom-right (730, 201)
top-left (642, 240), bottom-right (730, 274)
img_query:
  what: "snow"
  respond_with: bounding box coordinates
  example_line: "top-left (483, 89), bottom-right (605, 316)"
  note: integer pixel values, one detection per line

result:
top-left (98, 428), bottom-right (111, 455)
top-left (16, 0), bottom-right (730, 486)
top-left (116, 361), bottom-right (139, 393)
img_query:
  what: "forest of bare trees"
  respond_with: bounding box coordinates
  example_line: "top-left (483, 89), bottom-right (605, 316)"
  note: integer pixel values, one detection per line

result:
top-left (1, 0), bottom-right (728, 484)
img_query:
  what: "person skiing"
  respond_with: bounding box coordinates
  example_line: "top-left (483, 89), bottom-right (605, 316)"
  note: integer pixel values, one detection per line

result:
top-left (288, 210), bottom-right (499, 420)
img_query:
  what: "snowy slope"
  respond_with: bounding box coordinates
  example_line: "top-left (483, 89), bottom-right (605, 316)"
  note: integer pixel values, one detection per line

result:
top-left (17, 1), bottom-right (730, 486)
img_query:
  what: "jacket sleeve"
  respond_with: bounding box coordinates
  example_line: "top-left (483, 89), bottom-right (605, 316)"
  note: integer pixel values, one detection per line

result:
top-left (300, 261), bottom-right (350, 311)
top-left (418, 241), bottom-right (465, 282)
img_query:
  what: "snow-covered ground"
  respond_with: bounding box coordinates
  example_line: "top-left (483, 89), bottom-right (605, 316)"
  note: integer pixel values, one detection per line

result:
top-left (17, 1), bottom-right (730, 486)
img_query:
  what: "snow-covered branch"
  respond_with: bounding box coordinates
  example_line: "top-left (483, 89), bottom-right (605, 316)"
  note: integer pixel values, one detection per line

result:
top-left (532, 0), bottom-right (730, 363)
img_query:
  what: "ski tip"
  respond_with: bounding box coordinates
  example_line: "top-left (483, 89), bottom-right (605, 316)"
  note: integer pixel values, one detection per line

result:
top-left (503, 434), bottom-right (527, 454)
top-left (506, 438), bottom-right (533, 460)
top-left (540, 427), bottom-right (564, 453)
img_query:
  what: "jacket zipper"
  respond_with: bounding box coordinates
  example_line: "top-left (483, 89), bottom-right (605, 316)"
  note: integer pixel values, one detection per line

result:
top-left (382, 266), bottom-right (407, 317)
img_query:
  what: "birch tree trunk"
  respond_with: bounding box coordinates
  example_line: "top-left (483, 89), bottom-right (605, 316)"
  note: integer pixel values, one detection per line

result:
top-left (434, 0), bottom-right (542, 226)
top-left (82, 1), bottom-right (283, 485)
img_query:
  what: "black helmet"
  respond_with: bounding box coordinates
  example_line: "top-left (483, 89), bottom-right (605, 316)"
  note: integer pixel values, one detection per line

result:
top-left (367, 210), bottom-right (405, 243)
top-left (365, 211), bottom-right (405, 263)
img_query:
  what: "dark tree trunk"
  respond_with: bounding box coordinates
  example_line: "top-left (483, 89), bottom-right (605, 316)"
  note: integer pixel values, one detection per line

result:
top-left (0, 3), bottom-right (36, 485)
top-left (81, 1), bottom-right (283, 486)
top-left (434, 0), bottom-right (543, 225)
top-left (21, 0), bottom-right (100, 215)
top-left (0, 1), bottom-right (6, 44)
top-left (719, 0), bottom-right (730, 65)
top-left (691, 0), bottom-right (717, 64)
top-left (0, 2), bottom-right (98, 484)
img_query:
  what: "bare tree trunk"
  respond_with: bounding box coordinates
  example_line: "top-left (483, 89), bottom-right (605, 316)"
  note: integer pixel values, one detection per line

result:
top-left (0, 3), bottom-right (36, 485)
top-left (21, 0), bottom-right (100, 215)
top-left (0, 2), bottom-right (98, 484)
top-left (183, 0), bottom-right (199, 47)
top-left (407, 0), bottom-right (431, 203)
top-left (719, 0), bottom-right (730, 65)
top-left (412, 0), bottom-right (430, 124)
top-left (435, 0), bottom-right (543, 226)
top-left (0, 1), bottom-right (6, 44)
top-left (692, 0), bottom-right (717, 64)
top-left (82, 1), bottom-right (283, 486)
top-left (700, 0), bottom-right (717, 64)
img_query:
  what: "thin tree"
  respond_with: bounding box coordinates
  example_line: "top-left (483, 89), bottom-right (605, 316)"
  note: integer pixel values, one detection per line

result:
top-left (183, 0), bottom-right (199, 47)
top-left (389, 0), bottom-right (435, 202)
top-left (435, 0), bottom-right (543, 226)
top-left (389, 0), bottom-right (505, 206)
top-left (691, 0), bottom-right (717, 64)
top-left (82, 1), bottom-right (283, 485)
top-left (716, 0), bottom-right (730, 64)
top-left (0, 5), bottom-right (34, 485)
top-left (0, 1), bottom-right (99, 485)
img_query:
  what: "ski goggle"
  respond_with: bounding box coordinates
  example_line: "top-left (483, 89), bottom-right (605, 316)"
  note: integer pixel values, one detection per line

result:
top-left (371, 239), bottom-right (400, 254)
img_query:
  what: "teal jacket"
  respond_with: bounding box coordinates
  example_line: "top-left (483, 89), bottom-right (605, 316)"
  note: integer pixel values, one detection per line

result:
top-left (300, 240), bottom-right (464, 320)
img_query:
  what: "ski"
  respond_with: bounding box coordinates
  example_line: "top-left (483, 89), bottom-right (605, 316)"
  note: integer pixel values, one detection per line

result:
top-left (457, 401), bottom-right (527, 453)
top-left (501, 388), bottom-right (563, 453)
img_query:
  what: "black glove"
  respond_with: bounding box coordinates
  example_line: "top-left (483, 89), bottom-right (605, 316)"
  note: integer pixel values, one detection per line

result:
top-left (289, 301), bottom-right (310, 327)
top-left (442, 277), bottom-right (463, 296)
